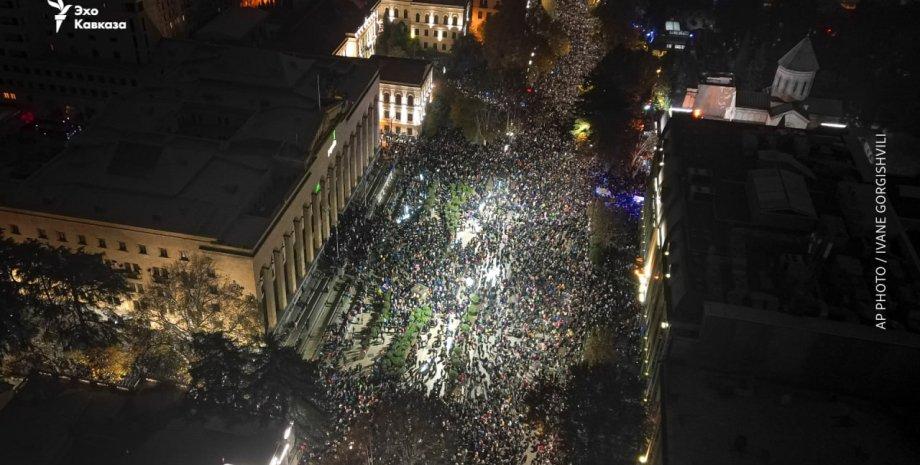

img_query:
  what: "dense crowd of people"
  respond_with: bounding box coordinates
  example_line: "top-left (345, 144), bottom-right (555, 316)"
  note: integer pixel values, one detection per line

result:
top-left (294, 1), bottom-right (641, 463)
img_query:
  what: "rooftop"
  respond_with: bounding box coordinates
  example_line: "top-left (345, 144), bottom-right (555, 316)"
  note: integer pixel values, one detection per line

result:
top-left (659, 116), bottom-right (920, 330)
top-left (778, 37), bottom-right (820, 72)
top-left (370, 55), bottom-right (433, 85)
top-left (0, 40), bottom-right (378, 250)
top-left (0, 374), bottom-right (283, 465)
top-left (663, 361), bottom-right (920, 465)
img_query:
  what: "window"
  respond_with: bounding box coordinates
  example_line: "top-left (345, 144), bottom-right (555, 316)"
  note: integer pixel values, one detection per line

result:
top-left (424, 29), bottom-right (429, 36)
top-left (423, 42), bottom-right (428, 48)
top-left (56, 231), bottom-right (67, 242)
top-left (396, 111), bottom-right (402, 121)
top-left (403, 9), bottom-right (408, 18)
top-left (425, 14), bottom-right (429, 23)
top-left (384, 109), bottom-right (390, 119)
top-left (443, 15), bottom-right (447, 25)
top-left (415, 13), bottom-right (420, 22)
top-left (159, 248), bottom-right (168, 258)
top-left (407, 127), bottom-right (413, 136)
top-left (478, 11), bottom-right (483, 19)
top-left (408, 113), bottom-right (414, 122)
top-left (138, 244), bottom-right (147, 254)
top-left (383, 92), bottom-right (390, 103)
top-left (407, 94), bottom-right (414, 106)
top-left (453, 16), bottom-right (458, 26)
top-left (442, 43), bottom-right (447, 51)
top-left (77, 235), bottom-right (86, 245)
top-left (9, 224), bottom-right (19, 235)
top-left (37, 228), bottom-right (47, 239)
top-left (98, 238), bottom-right (107, 248)
top-left (415, 28), bottom-right (419, 36)
top-left (395, 94), bottom-right (402, 105)
top-left (118, 241), bottom-right (127, 251)
top-left (452, 32), bottom-right (457, 39)
top-left (180, 250), bottom-right (189, 261)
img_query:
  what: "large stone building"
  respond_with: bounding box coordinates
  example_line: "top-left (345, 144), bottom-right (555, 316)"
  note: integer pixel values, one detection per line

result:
top-left (0, 40), bottom-right (380, 331)
top-left (372, 54), bottom-right (433, 136)
top-left (378, 0), bottom-right (470, 53)
top-left (638, 115), bottom-right (920, 464)
top-left (0, 0), bottom-right (162, 117)
top-left (678, 37), bottom-right (844, 130)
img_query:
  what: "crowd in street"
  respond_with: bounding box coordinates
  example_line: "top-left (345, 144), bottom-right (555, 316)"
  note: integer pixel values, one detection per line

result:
top-left (299, 117), bottom-right (640, 464)
top-left (295, 1), bottom-right (638, 463)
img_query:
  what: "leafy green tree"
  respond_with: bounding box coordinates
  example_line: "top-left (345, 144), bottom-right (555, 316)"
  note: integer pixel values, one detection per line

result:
top-left (137, 254), bottom-right (262, 348)
top-left (376, 20), bottom-right (421, 58)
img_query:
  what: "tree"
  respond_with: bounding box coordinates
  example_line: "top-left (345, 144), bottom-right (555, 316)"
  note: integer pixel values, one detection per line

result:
top-left (11, 240), bottom-right (127, 354)
top-left (376, 20), bottom-right (421, 58)
top-left (188, 333), bottom-right (328, 436)
top-left (137, 255), bottom-right (262, 348)
top-left (0, 236), bottom-right (34, 358)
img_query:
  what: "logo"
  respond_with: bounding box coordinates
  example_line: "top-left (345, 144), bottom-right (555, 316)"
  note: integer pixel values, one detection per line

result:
top-left (47, 0), bottom-right (71, 33)
top-left (47, 1), bottom-right (127, 32)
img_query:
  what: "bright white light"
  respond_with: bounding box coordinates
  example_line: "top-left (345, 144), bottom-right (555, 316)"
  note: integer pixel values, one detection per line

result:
top-left (820, 122), bottom-right (848, 129)
top-left (643, 103), bottom-right (652, 111)
top-left (638, 455), bottom-right (648, 464)
top-left (668, 107), bottom-right (692, 115)
top-left (464, 277), bottom-right (474, 287)
top-left (503, 144), bottom-right (509, 152)
top-left (284, 424), bottom-right (292, 440)
top-left (660, 321), bottom-right (670, 329)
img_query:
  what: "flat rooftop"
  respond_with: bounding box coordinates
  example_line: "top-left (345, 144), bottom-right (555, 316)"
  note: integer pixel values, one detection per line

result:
top-left (0, 40), bottom-right (378, 250)
top-left (663, 361), bottom-right (920, 465)
top-left (660, 116), bottom-right (920, 330)
top-left (0, 374), bottom-right (283, 465)
top-left (370, 55), bottom-right (432, 85)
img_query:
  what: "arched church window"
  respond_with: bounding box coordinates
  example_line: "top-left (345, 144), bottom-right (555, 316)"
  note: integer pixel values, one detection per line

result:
top-left (395, 94), bottom-right (402, 105)
top-left (416, 13), bottom-right (420, 22)
top-left (407, 94), bottom-right (415, 106)
top-left (383, 92), bottom-right (390, 104)
top-left (452, 16), bottom-right (458, 26)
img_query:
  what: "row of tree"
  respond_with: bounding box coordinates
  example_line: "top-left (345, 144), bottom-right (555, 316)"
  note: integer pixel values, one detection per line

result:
top-left (0, 235), bottom-right (260, 383)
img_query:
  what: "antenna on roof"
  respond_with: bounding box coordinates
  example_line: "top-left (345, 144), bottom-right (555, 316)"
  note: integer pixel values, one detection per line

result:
top-left (316, 75), bottom-right (322, 112)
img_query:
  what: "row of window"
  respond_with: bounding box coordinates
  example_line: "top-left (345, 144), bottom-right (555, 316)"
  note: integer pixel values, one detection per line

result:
top-left (1, 79), bottom-right (113, 98)
top-left (383, 125), bottom-right (414, 136)
top-left (7, 224), bottom-right (189, 260)
top-left (383, 109), bottom-right (415, 123)
top-left (413, 28), bottom-right (458, 40)
top-left (385, 9), bottom-right (462, 27)
top-left (382, 92), bottom-right (417, 106)
top-left (1, 64), bottom-right (137, 86)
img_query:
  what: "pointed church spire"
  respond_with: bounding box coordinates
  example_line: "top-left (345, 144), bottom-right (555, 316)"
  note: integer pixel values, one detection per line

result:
top-left (778, 37), bottom-right (820, 72)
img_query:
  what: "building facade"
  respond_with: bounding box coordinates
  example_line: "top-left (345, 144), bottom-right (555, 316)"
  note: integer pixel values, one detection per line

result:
top-left (373, 55), bottom-right (433, 136)
top-left (0, 40), bottom-right (380, 331)
top-left (378, 0), bottom-right (470, 53)
top-left (0, 0), bottom-right (161, 117)
top-left (469, 0), bottom-right (499, 41)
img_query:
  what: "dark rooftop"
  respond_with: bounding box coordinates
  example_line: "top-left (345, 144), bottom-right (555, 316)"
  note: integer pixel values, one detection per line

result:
top-left (0, 40), bottom-right (378, 250)
top-left (370, 55), bottom-right (433, 85)
top-left (0, 374), bottom-right (283, 465)
top-left (778, 37), bottom-right (820, 72)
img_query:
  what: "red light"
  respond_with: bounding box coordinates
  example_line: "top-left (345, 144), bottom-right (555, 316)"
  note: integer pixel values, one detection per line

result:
top-left (19, 111), bottom-right (35, 124)
top-left (525, 87), bottom-right (534, 93)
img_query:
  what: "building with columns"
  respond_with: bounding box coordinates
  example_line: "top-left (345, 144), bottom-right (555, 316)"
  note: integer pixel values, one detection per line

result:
top-left (378, 0), bottom-right (471, 53)
top-left (0, 40), bottom-right (380, 331)
top-left (372, 55), bottom-right (433, 136)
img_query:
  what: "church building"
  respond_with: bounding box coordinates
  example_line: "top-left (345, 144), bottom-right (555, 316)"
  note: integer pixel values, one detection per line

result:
top-left (678, 37), bottom-right (844, 129)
